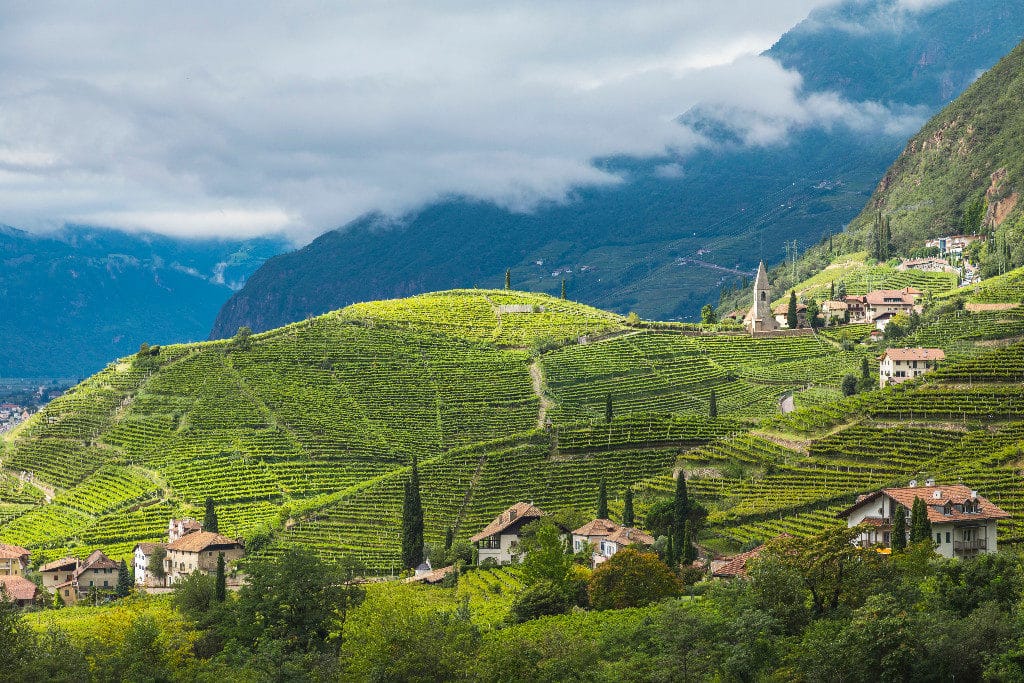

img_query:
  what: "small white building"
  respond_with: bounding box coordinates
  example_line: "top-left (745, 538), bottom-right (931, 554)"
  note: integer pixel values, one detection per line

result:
top-left (841, 483), bottom-right (1009, 558)
top-left (571, 519), bottom-right (655, 568)
top-left (470, 502), bottom-right (547, 564)
top-left (168, 518), bottom-right (202, 543)
top-left (133, 542), bottom-right (167, 586)
top-left (879, 347), bottom-right (945, 387)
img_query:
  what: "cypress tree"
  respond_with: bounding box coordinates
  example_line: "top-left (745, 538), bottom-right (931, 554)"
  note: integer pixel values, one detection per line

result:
top-left (505, 269), bottom-right (511, 290)
top-left (787, 290), bottom-right (799, 329)
top-left (682, 520), bottom-right (698, 564)
top-left (861, 356), bottom-right (870, 380)
top-left (909, 497), bottom-right (932, 543)
top-left (884, 217), bottom-right (893, 259)
top-left (605, 393), bottom-right (613, 423)
top-left (830, 281), bottom-right (835, 300)
top-left (891, 504), bottom-right (907, 552)
top-left (444, 526), bottom-right (454, 550)
top-left (215, 552), bottom-right (226, 602)
top-left (673, 472), bottom-right (690, 558)
top-left (622, 488), bottom-right (634, 527)
top-left (596, 480), bottom-right (608, 519)
top-left (204, 497), bottom-right (219, 533)
top-left (708, 389), bottom-right (717, 419)
top-left (561, 279), bottom-right (567, 300)
top-left (666, 527), bottom-right (676, 567)
top-left (115, 559), bottom-right (131, 598)
top-left (402, 455), bottom-right (425, 568)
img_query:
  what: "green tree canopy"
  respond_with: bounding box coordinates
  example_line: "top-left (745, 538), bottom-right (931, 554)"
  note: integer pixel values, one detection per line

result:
top-left (588, 548), bottom-right (682, 610)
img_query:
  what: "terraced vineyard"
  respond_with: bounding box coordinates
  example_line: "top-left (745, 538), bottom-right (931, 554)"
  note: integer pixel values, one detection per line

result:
top-left (4, 287), bottom-right (1024, 570)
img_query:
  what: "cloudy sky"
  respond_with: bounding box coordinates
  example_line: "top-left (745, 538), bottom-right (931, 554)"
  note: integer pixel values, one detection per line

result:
top-left (0, 1), bottom-right (938, 243)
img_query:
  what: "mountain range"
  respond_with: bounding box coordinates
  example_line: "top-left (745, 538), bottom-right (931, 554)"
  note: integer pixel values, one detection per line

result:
top-left (210, 0), bottom-right (1024, 338)
top-left (0, 226), bottom-right (285, 378)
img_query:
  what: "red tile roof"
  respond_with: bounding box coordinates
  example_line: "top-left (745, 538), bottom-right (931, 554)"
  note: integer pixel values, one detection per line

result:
top-left (572, 519), bottom-right (654, 546)
top-left (0, 543), bottom-right (29, 560)
top-left (39, 557), bottom-right (79, 573)
top-left (404, 565), bottom-right (455, 584)
top-left (865, 288), bottom-right (921, 305)
top-left (713, 546), bottom-right (764, 578)
top-left (840, 485), bottom-right (1010, 525)
top-left (166, 531), bottom-right (243, 553)
top-left (133, 542), bottom-right (166, 555)
top-left (470, 502), bottom-right (546, 542)
top-left (882, 348), bottom-right (945, 362)
top-left (81, 549), bottom-right (118, 571)
top-left (0, 575), bottom-right (38, 602)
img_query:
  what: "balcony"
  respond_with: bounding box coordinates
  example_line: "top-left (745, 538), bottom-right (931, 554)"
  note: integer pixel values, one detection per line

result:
top-left (954, 539), bottom-right (986, 552)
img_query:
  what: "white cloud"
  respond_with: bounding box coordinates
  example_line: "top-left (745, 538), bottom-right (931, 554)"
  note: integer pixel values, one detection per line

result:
top-left (0, 1), bottom-right (922, 243)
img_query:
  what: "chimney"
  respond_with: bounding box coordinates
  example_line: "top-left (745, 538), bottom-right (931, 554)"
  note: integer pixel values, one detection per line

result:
top-left (971, 490), bottom-right (979, 499)
top-left (925, 478), bottom-right (936, 487)
top-left (933, 490), bottom-right (942, 499)
top-left (908, 479), bottom-right (917, 488)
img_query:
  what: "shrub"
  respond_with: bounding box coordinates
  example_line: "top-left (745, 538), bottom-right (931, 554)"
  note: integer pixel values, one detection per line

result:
top-left (588, 548), bottom-right (682, 610)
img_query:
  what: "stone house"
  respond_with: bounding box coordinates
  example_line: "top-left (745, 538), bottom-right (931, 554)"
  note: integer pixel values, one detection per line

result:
top-left (168, 518), bottom-right (203, 543)
top-left (40, 550), bottom-right (120, 605)
top-left (471, 502), bottom-right (547, 565)
top-left (571, 519), bottom-right (655, 568)
top-left (841, 483), bottom-right (1010, 558)
top-left (164, 531), bottom-right (245, 584)
top-left (773, 302), bottom-right (807, 328)
top-left (864, 287), bottom-right (922, 321)
top-left (879, 347), bottom-right (945, 387)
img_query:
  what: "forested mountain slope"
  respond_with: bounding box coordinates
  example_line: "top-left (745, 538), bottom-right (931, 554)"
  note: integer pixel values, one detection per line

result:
top-left (211, 0), bottom-right (1024, 336)
top-left (0, 226), bottom-right (284, 378)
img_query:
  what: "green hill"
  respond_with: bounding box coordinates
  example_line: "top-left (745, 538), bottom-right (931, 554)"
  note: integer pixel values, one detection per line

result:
top-left (4, 287), bottom-right (1024, 571)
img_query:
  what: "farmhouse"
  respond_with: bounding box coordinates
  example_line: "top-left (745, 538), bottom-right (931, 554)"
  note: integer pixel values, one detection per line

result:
top-left (471, 502), bottom-right (547, 564)
top-left (926, 234), bottom-right (983, 256)
top-left (133, 542), bottom-right (167, 587)
top-left (164, 531), bottom-right (245, 584)
top-left (711, 545), bottom-right (765, 579)
top-left (773, 302), bottom-right (808, 328)
top-left (572, 519), bottom-right (655, 568)
top-left (743, 262), bottom-right (779, 334)
top-left (865, 287), bottom-right (922, 320)
top-left (879, 347), bottom-right (945, 387)
top-left (40, 550), bottom-right (120, 605)
top-left (168, 517), bottom-right (203, 542)
top-left (0, 543), bottom-right (30, 576)
top-left (821, 299), bottom-right (848, 323)
top-left (841, 483), bottom-right (1010, 558)
top-left (0, 575), bottom-right (38, 606)
top-left (842, 295), bottom-right (869, 322)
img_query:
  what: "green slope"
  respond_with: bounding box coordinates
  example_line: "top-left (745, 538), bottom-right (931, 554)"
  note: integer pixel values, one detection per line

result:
top-left (4, 288), bottom-right (1024, 571)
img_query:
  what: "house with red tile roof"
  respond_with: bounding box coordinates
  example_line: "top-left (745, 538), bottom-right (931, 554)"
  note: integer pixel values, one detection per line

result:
top-left (39, 550), bottom-right (120, 605)
top-left (879, 347), bottom-right (945, 387)
top-left (571, 518), bottom-right (655, 568)
top-left (0, 543), bottom-right (30, 577)
top-left (470, 502), bottom-right (547, 565)
top-left (0, 575), bottom-right (39, 607)
top-left (864, 287), bottom-right (923, 321)
top-left (840, 482), bottom-right (1010, 558)
top-left (711, 545), bottom-right (765, 579)
top-left (165, 531), bottom-right (245, 584)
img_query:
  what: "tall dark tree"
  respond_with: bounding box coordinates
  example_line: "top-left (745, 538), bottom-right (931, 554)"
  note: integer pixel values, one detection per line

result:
top-left (596, 480), bottom-right (608, 519)
top-left (861, 356), bottom-right (870, 380)
top-left (505, 269), bottom-right (511, 290)
top-left (666, 527), bottom-right (676, 567)
top-left (829, 281), bottom-right (835, 300)
top-left (444, 526), bottom-right (454, 551)
top-left (787, 290), bottom-right (799, 329)
top-left (561, 279), bottom-right (566, 300)
top-left (910, 497), bottom-right (932, 544)
top-left (622, 488), bottom-right (634, 528)
top-left (605, 393), bottom-right (613, 423)
top-left (204, 497), bottom-right (219, 533)
top-left (673, 472), bottom-right (690, 559)
top-left (891, 504), bottom-right (907, 552)
top-left (215, 552), bottom-right (227, 602)
top-left (681, 520), bottom-right (698, 565)
top-left (708, 390), bottom-right (717, 419)
top-left (402, 455), bottom-right (425, 569)
top-left (115, 559), bottom-right (132, 598)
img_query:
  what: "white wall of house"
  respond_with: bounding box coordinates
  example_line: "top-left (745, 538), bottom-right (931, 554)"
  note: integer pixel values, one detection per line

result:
top-left (879, 357), bottom-right (938, 387)
top-left (477, 533), bottom-right (523, 565)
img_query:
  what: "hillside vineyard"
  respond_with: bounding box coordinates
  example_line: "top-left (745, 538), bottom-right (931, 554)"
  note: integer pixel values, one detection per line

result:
top-left (3, 277), bottom-right (1024, 573)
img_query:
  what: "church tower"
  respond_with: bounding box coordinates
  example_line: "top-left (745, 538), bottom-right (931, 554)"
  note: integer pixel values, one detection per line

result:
top-left (744, 261), bottom-right (778, 334)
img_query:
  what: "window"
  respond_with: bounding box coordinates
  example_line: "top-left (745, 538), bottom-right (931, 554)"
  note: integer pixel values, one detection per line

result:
top-left (945, 532), bottom-right (950, 544)
top-left (936, 533), bottom-right (942, 544)
top-left (103, 580), bottom-right (109, 587)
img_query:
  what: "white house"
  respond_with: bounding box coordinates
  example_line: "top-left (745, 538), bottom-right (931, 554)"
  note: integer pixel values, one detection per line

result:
top-left (470, 502), bottom-right (547, 564)
top-left (133, 542), bottom-right (167, 586)
top-left (879, 347), bottom-right (945, 387)
top-left (571, 519), bottom-right (655, 568)
top-left (168, 518), bottom-right (202, 543)
top-left (841, 482), bottom-right (1010, 558)
top-left (865, 287), bottom-right (922, 321)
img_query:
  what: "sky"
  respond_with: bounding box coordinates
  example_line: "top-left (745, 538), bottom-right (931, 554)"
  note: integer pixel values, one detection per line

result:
top-left (0, 1), bottom-right (942, 243)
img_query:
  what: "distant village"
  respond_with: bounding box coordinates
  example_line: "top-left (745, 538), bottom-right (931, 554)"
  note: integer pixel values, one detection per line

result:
top-left (0, 382), bottom-right (69, 434)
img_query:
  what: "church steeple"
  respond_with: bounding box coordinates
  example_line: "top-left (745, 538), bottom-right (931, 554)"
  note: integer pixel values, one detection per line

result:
top-left (744, 261), bottom-right (778, 334)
